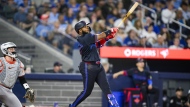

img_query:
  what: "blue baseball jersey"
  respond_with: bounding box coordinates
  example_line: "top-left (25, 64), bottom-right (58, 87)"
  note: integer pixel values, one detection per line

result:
top-left (77, 33), bottom-right (100, 62)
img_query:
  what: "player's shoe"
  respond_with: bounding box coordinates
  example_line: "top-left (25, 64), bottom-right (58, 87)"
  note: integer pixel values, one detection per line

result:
top-left (107, 94), bottom-right (120, 107)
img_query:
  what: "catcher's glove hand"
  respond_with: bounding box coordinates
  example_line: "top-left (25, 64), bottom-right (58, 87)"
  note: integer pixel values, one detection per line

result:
top-left (24, 88), bottom-right (35, 103)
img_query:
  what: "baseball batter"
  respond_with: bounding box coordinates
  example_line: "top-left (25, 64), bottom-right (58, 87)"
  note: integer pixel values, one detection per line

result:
top-left (0, 42), bottom-right (34, 107)
top-left (69, 21), bottom-right (119, 107)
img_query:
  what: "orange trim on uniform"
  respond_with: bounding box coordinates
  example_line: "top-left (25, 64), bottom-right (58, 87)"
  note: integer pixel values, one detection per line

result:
top-left (4, 57), bottom-right (16, 64)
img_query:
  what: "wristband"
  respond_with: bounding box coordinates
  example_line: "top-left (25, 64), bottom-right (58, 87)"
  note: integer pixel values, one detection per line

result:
top-left (23, 83), bottom-right (30, 89)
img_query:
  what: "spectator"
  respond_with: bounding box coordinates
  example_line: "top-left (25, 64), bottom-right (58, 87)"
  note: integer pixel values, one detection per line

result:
top-left (92, 21), bottom-right (101, 34)
top-left (115, 27), bottom-right (127, 45)
top-left (35, 14), bottom-right (52, 41)
top-left (28, 6), bottom-right (38, 21)
top-left (160, 0), bottom-right (167, 9)
top-left (88, 12), bottom-right (98, 29)
top-left (152, 35), bottom-right (168, 48)
top-left (3, 0), bottom-right (17, 20)
top-left (134, 19), bottom-right (146, 35)
top-left (94, 7), bottom-right (104, 21)
top-left (117, 1), bottom-right (126, 15)
top-left (173, 31), bottom-right (186, 46)
top-left (57, 14), bottom-right (70, 35)
top-left (173, 0), bottom-right (182, 9)
top-left (59, 0), bottom-right (68, 13)
top-left (101, 0), bottom-right (115, 19)
top-left (136, 35), bottom-right (152, 48)
top-left (98, 0), bottom-right (109, 19)
top-left (161, 0), bottom-right (176, 24)
top-left (113, 58), bottom-right (160, 107)
top-left (132, 10), bottom-right (146, 25)
top-left (184, 37), bottom-right (190, 49)
top-left (144, 16), bottom-right (153, 27)
top-left (97, 19), bottom-right (107, 32)
top-left (114, 13), bottom-right (134, 34)
top-left (160, 24), bottom-right (172, 45)
top-left (19, 0), bottom-right (31, 12)
top-left (62, 38), bottom-right (74, 55)
top-left (169, 38), bottom-right (184, 49)
top-left (14, 0), bottom-right (25, 5)
top-left (169, 87), bottom-right (187, 107)
top-left (106, 37), bottom-right (122, 47)
top-left (15, 0), bottom-right (31, 6)
top-left (20, 12), bottom-right (38, 35)
top-left (179, 1), bottom-right (190, 20)
top-left (85, 0), bottom-right (96, 13)
top-left (68, 0), bottom-right (80, 14)
top-left (13, 6), bottom-right (27, 24)
top-left (144, 17), bottom-right (160, 34)
top-left (37, 1), bottom-right (51, 18)
top-left (170, 10), bottom-right (187, 30)
top-left (79, 4), bottom-right (88, 15)
top-left (64, 8), bottom-right (75, 24)
top-left (51, 21), bottom-right (65, 37)
top-left (52, 39), bottom-right (59, 49)
top-left (71, 11), bottom-right (90, 28)
top-left (123, 29), bottom-right (139, 47)
top-left (153, 0), bottom-right (163, 24)
top-left (48, 4), bottom-right (59, 25)
top-left (46, 62), bottom-right (65, 73)
top-left (106, 8), bottom-right (120, 27)
top-left (61, 28), bottom-right (77, 55)
top-left (143, 24), bottom-right (157, 45)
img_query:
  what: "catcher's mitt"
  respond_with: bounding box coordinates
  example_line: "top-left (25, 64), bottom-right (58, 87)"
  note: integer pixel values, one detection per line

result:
top-left (24, 88), bottom-right (35, 103)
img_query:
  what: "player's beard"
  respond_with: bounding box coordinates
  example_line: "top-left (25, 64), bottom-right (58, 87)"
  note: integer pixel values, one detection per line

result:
top-left (82, 30), bottom-right (90, 35)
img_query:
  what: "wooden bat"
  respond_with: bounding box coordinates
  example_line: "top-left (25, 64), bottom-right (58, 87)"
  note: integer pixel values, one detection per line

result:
top-left (117, 2), bottom-right (139, 28)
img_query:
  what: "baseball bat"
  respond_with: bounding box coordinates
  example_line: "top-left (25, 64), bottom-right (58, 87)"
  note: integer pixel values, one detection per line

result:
top-left (117, 2), bottom-right (139, 28)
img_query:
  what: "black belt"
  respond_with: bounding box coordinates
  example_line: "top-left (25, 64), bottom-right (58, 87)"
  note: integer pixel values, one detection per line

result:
top-left (83, 61), bottom-right (100, 64)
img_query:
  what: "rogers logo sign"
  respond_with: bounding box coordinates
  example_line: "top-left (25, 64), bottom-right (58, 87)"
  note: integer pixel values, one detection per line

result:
top-left (124, 48), bottom-right (156, 57)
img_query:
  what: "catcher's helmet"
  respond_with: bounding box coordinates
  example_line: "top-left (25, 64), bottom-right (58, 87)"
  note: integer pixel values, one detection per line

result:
top-left (1, 42), bottom-right (17, 58)
top-left (74, 21), bottom-right (91, 34)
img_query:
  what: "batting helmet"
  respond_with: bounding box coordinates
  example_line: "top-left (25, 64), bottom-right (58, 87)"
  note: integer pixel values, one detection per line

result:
top-left (74, 21), bottom-right (91, 34)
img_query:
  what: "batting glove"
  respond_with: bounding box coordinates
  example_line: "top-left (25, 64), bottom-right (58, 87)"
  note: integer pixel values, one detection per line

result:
top-left (110, 28), bottom-right (119, 33)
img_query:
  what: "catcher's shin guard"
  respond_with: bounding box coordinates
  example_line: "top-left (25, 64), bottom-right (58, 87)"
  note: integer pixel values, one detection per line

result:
top-left (107, 94), bottom-right (120, 107)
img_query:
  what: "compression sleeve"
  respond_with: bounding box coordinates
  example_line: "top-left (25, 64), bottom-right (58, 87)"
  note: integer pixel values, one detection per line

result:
top-left (18, 76), bottom-right (30, 90)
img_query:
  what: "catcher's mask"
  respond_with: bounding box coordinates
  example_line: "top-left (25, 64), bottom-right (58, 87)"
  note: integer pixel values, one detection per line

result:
top-left (1, 42), bottom-right (17, 58)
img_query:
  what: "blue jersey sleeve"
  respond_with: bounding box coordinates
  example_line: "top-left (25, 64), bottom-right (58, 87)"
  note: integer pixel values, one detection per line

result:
top-left (84, 33), bottom-right (97, 44)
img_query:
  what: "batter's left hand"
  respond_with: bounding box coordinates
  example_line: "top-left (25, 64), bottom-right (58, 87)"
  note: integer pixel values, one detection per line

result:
top-left (148, 85), bottom-right (152, 90)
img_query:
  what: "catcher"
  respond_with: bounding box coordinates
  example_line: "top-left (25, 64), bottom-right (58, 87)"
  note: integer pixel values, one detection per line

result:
top-left (0, 42), bottom-right (35, 107)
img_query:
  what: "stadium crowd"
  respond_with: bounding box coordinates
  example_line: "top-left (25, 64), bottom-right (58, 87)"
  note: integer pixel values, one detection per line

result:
top-left (1, 0), bottom-right (190, 57)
